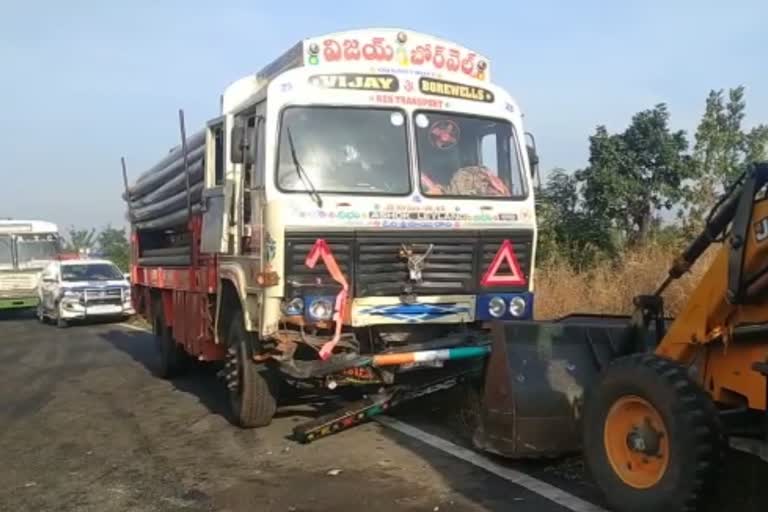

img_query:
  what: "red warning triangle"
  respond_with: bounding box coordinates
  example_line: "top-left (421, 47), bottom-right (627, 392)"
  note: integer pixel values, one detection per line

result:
top-left (481, 240), bottom-right (527, 287)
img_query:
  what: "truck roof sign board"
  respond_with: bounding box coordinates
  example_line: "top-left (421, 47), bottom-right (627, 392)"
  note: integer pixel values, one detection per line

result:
top-left (302, 28), bottom-right (491, 82)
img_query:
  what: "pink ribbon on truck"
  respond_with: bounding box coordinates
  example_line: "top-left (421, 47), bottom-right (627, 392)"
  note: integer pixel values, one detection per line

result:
top-left (305, 239), bottom-right (349, 360)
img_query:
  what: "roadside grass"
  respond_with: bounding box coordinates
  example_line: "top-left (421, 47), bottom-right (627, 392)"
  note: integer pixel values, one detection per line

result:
top-left (125, 313), bottom-right (150, 330)
top-left (534, 243), bottom-right (719, 320)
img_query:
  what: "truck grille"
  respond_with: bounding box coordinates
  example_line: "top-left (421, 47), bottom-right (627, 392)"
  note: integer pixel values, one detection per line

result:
top-left (357, 237), bottom-right (474, 296)
top-left (284, 231), bottom-right (533, 297)
top-left (284, 238), bottom-right (353, 294)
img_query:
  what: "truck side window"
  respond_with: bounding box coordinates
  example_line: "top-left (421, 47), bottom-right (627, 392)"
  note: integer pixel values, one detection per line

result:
top-left (214, 127), bottom-right (224, 185)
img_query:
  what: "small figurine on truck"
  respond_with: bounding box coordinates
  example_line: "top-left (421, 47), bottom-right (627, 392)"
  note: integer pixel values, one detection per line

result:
top-left (122, 28), bottom-right (540, 430)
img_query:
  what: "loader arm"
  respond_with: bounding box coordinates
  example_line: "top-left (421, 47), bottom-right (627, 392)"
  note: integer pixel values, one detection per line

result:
top-left (652, 163), bottom-right (768, 411)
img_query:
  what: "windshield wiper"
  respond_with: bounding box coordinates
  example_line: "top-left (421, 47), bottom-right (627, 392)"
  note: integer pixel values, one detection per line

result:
top-left (286, 127), bottom-right (323, 208)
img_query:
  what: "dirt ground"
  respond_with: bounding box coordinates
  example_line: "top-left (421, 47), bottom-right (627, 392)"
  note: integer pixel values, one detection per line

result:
top-left (1, 312), bottom-right (766, 512)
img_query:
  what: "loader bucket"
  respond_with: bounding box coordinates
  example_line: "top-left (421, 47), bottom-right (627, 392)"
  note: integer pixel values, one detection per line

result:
top-left (471, 316), bottom-right (641, 458)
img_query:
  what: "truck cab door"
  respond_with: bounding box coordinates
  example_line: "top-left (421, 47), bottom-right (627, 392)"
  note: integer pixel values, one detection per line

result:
top-left (240, 105), bottom-right (266, 259)
top-left (200, 117), bottom-right (231, 254)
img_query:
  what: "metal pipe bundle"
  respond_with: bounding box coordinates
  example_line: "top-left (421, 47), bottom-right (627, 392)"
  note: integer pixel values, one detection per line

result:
top-left (124, 130), bottom-right (206, 231)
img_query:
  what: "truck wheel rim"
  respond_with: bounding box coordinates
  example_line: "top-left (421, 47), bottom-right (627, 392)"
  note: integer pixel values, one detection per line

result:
top-left (603, 395), bottom-right (669, 489)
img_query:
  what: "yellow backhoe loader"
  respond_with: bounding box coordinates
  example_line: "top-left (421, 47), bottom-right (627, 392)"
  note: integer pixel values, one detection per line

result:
top-left (470, 162), bottom-right (768, 512)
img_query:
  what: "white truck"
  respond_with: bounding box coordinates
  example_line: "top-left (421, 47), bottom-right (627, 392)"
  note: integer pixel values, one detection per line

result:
top-left (0, 220), bottom-right (61, 311)
top-left (124, 27), bottom-right (540, 431)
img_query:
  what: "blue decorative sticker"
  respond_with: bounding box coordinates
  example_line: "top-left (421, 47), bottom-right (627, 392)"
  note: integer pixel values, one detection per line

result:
top-left (359, 303), bottom-right (470, 323)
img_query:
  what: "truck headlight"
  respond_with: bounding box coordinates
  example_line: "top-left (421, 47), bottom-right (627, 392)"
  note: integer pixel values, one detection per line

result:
top-left (509, 296), bottom-right (527, 317)
top-left (488, 296), bottom-right (506, 318)
top-left (308, 298), bottom-right (333, 321)
top-left (63, 290), bottom-right (82, 299)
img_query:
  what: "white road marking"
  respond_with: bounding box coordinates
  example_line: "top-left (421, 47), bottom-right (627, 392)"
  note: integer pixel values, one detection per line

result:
top-left (376, 416), bottom-right (608, 512)
top-left (117, 322), bottom-right (151, 333)
top-left (114, 322), bottom-right (607, 511)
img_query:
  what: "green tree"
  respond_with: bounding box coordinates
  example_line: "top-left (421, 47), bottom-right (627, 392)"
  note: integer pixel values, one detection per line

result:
top-left (577, 104), bottom-right (694, 246)
top-left (536, 168), bottom-right (619, 268)
top-left (65, 227), bottom-right (96, 253)
top-left (686, 86), bottom-right (768, 230)
top-left (97, 225), bottom-right (130, 271)
top-left (745, 124), bottom-right (768, 163)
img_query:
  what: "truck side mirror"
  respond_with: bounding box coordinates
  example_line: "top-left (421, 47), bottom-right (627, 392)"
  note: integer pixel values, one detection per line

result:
top-left (230, 120), bottom-right (257, 165)
top-left (524, 132), bottom-right (539, 178)
top-left (526, 145), bottom-right (539, 176)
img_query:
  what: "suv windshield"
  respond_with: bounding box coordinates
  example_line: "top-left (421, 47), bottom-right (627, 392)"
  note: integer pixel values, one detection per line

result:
top-left (415, 111), bottom-right (527, 199)
top-left (0, 236), bottom-right (12, 268)
top-left (62, 263), bottom-right (123, 282)
top-left (277, 106), bottom-right (410, 195)
top-left (16, 233), bottom-right (59, 266)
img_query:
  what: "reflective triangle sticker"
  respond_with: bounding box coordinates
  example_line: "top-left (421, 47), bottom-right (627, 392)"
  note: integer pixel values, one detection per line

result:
top-left (480, 239), bottom-right (527, 287)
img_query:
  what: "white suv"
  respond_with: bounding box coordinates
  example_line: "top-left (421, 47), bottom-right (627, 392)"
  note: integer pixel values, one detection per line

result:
top-left (37, 259), bottom-right (135, 327)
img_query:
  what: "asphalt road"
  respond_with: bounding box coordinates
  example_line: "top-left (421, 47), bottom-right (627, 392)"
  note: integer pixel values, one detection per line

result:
top-left (1, 312), bottom-right (766, 512)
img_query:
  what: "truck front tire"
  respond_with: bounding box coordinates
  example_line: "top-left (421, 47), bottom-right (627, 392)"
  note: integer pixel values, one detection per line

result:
top-left (225, 313), bottom-right (277, 428)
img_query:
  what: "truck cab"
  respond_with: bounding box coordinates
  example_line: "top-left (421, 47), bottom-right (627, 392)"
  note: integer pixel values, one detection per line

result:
top-left (210, 28), bottom-right (538, 358)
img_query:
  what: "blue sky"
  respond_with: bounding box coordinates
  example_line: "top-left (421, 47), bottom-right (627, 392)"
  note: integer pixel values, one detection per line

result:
top-left (1, 0), bottom-right (766, 230)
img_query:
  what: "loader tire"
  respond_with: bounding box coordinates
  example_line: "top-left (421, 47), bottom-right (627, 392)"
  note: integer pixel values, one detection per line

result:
top-left (225, 312), bottom-right (277, 428)
top-left (582, 353), bottom-right (725, 512)
top-left (152, 304), bottom-right (186, 378)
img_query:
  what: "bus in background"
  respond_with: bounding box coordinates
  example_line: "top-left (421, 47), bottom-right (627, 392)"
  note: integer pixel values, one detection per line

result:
top-left (0, 220), bottom-right (61, 311)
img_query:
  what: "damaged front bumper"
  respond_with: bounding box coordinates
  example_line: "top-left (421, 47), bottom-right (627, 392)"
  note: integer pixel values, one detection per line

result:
top-left (59, 298), bottom-right (135, 320)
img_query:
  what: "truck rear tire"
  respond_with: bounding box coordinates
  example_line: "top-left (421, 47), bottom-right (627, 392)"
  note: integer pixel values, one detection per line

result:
top-left (152, 303), bottom-right (186, 378)
top-left (225, 312), bottom-right (277, 428)
top-left (582, 354), bottom-right (725, 512)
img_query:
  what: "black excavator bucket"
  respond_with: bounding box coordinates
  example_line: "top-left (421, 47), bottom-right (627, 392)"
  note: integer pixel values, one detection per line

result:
top-left (471, 315), bottom-right (652, 458)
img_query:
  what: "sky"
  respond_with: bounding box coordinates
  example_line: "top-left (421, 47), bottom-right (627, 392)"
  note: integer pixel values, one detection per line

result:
top-left (1, 0), bottom-right (766, 230)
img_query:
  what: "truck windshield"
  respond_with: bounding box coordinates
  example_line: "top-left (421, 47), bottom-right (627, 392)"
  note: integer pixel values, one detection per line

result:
top-left (415, 111), bottom-right (527, 199)
top-left (61, 263), bottom-right (123, 282)
top-left (277, 106), bottom-right (410, 195)
top-left (16, 234), bottom-right (59, 266)
top-left (0, 236), bottom-right (12, 269)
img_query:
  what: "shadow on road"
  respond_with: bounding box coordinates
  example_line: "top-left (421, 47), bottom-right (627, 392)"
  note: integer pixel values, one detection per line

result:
top-left (99, 328), bottom-right (352, 430)
top-left (0, 309), bottom-right (36, 322)
top-left (100, 328), bottom-right (234, 422)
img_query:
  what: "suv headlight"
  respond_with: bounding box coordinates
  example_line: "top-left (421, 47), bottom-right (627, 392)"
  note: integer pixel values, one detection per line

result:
top-left (63, 290), bottom-right (82, 299)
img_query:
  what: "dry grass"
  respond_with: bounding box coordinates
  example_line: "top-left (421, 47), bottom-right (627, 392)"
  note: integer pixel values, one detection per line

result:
top-left (534, 244), bottom-right (719, 320)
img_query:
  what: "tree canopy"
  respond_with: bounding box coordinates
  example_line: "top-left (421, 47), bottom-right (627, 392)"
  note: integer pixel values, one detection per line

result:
top-left (538, 85), bottom-right (766, 268)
